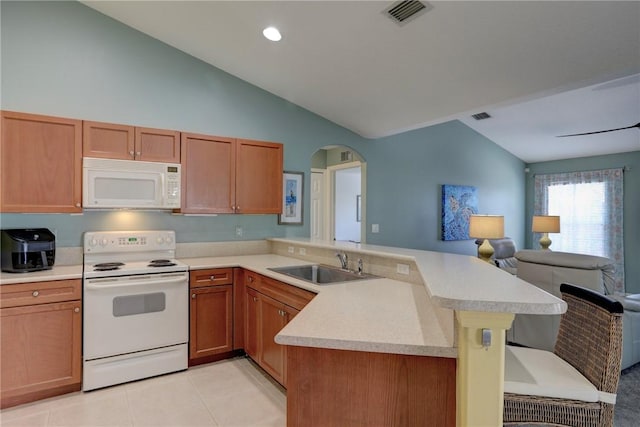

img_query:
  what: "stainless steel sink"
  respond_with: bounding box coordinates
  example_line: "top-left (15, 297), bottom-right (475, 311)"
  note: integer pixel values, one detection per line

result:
top-left (268, 264), bottom-right (377, 285)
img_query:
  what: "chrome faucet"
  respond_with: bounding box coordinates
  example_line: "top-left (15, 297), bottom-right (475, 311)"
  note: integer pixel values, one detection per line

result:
top-left (336, 252), bottom-right (348, 270)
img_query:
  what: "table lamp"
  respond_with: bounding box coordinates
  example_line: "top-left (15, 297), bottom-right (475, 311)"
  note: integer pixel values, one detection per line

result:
top-left (532, 215), bottom-right (560, 250)
top-left (469, 215), bottom-right (505, 262)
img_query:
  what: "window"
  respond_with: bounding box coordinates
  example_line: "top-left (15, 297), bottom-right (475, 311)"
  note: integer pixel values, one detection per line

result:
top-left (534, 168), bottom-right (624, 293)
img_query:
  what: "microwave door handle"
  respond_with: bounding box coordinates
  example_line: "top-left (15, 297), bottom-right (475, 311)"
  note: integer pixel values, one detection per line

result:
top-left (41, 251), bottom-right (49, 267)
top-left (85, 275), bottom-right (186, 290)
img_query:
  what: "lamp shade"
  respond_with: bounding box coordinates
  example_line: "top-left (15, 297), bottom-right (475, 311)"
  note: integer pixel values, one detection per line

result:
top-left (532, 215), bottom-right (560, 233)
top-left (468, 215), bottom-right (504, 239)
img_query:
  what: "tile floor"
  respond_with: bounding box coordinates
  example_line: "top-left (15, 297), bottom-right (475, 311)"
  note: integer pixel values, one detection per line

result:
top-left (0, 357), bottom-right (286, 427)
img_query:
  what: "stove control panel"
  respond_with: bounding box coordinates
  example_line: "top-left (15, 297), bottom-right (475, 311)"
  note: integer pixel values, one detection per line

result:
top-left (84, 231), bottom-right (176, 253)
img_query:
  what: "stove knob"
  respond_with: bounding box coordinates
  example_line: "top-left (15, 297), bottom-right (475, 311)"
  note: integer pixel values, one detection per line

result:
top-left (89, 238), bottom-right (98, 247)
top-left (165, 235), bottom-right (173, 244)
top-left (100, 238), bottom-right (108, 246)
top-left (156, 236), bottom-right (165, 245)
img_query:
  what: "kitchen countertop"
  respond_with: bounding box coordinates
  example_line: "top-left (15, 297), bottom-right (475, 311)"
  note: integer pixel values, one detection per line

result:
top-left (270, 238), bottom-right (566, 315)
top-left (0, 265), bottom-right (83, 285)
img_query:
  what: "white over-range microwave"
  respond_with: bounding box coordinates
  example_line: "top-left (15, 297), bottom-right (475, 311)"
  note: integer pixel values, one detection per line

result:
top-left (83, 157), bottom-right (181, 209)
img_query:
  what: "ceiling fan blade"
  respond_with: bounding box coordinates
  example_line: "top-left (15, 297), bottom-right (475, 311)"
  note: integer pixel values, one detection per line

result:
top-left (558, 122), bottom-right (640, 137)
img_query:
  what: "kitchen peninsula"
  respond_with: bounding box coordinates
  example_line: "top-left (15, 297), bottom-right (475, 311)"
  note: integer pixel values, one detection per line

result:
top-left (183, 237), bottom-right (565, 426)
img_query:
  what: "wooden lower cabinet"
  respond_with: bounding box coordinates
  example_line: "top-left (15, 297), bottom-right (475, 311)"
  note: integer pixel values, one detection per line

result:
top-left (0, 280), bottom-right (82, 409)
top-left (287, 346), bottom-right (457, 426)
top-left (245, 287), bottom-right (260, 360)
top-left (244, 271), bottom-right (314, 387)
top-left (189, 269), bottom-right (234, 365)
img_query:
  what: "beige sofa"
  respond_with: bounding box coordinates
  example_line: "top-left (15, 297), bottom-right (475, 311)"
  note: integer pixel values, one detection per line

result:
top-left (510, 249), bottom-right (640, 370)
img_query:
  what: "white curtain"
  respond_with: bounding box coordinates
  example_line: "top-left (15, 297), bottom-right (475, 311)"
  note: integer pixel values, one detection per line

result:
top-left (534, 168), bottom-right (625, 293)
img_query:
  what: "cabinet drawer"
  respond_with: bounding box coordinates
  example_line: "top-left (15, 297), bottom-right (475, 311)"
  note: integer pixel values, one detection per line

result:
top-left (245, 270), bottom-right (262, 290)
top-left (190, 268), bottom-right (234, 288)
top-left (260, 276), bottom-right (315, 311)
top-left (0, 279), bottom-right (81, 308)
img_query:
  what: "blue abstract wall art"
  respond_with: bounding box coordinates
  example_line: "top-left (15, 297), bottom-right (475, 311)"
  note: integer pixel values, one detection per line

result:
top-left (441, 184), bottom-right (478, 241)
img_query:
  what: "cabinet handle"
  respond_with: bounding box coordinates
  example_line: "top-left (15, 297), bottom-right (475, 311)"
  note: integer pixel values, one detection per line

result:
top-left (129, 150), bottom-right (135, 158)
top-left (74, 307), bottom-right (80, 313)
top-left (75, 203), bottom-right (81, 207)
top-left (210, 275), bottom-right (215, 281)
top-left (136, 151), bottom-right (141, 157)
top-left (248, 276), bottom-right (254, 283)
top-left (253, 297), bottom-right (258, 302)
top-left (236, 206), bottom-right (240, 212)
top-left (32, 290), bottom-right (39, 297)
top-left (192, 293), bottom-right (196, 299)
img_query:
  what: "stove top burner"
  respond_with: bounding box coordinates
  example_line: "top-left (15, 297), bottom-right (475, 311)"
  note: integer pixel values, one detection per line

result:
top-left (93, 262), bottom-right (125, 271)
top-left (149, 259), bottom-right (176, 267)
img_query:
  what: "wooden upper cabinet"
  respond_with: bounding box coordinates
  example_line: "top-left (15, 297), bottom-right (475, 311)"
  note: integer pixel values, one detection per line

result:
top-left (235, 139), bottom-right (283, 214)
top-left (83, 121), bottom-right (134, 160)
top-left (135, 127), bottom-right (180, 163)
top-left (1, 111), bottom-right (82, 213)
top-left (181, 132), bottom-right (236, 213)
top-left (180, 136), bottom-right (283, 214)
top-left (83, 121), bottom-right (180, 163)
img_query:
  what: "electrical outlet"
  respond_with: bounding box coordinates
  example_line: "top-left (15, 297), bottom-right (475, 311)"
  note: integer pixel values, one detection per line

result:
top-left (288, 246), bottom-right (295, 254)
top-left (396, 263), bottom-right (410, 275)
top-left (372, 224), bottom-right (380, 233)
top-left (299, 248), bottom-right (306, 255)
top-left (235, 226), bottom-right (243, 237)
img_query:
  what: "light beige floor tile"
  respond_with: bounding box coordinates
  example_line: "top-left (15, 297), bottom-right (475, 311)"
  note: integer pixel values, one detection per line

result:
top-left (48, 391), bottom-right (132, 427)
top-left (126, 375), bottom-right (217, 426)
top-left (0, 399), bottom-right (52, 423)
top-left (203, 387), bottom-right (285, 427)
top-left (0, 411), bottom-right (49, 427)
top-left (190, 362), bottom-right (267, 400)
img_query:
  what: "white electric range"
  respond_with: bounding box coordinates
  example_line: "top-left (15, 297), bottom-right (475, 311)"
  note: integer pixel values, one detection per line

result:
top-left (82, 230), bottom-right (189, 391)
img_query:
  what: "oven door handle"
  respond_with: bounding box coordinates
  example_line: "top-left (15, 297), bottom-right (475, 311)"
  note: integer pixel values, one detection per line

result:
top-left (85, 275), bottom-right (187, 290)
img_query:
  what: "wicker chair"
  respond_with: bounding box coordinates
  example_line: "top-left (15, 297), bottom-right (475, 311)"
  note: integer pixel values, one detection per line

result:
top-left (504, 283), bottom-right (624, 426)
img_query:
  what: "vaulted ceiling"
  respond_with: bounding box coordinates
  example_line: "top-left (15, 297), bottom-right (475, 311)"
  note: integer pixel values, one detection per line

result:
top-left (83, 1), bottom-right (640, 162)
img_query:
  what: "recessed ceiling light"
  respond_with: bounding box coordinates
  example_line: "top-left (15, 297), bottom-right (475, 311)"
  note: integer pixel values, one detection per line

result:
top-left (263, 26), bottom-right (282, 42)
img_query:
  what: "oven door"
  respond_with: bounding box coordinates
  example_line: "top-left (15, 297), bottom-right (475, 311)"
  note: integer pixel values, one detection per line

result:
top-left (83, 272), bottom-right (188, 360)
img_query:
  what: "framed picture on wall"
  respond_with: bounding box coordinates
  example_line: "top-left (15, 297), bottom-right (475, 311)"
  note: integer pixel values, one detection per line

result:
top-left (441, 184), bottom-right (478, 241)
top-left (278, 171), bottom-right (304, 225)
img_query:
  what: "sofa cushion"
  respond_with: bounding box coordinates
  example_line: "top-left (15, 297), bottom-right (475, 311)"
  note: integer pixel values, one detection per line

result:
top-left (515, 250), bottom-right (615, 294)
top-left (504, 345), bottom-right (615, 404)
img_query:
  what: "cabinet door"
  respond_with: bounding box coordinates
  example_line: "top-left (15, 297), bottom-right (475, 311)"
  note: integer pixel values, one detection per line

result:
top-left (83, 120), bottom-right (135, 160)
top-left (245, 287), bottom-right (260, 360)
top-left (135, 127), bottom-right (180, 163)
top-left (189, 285), bottom-right (233, 361)
top-left (259, 294), bottom-right (287, 385)
top-left (181, 133), bottom-right (236, 213)
top-left (1, 300), bottom-right (82, 408)
top-left (235, 139), bottom-right (283, 214)
top-left (1, 111), bottom-right (82, 213)
top-left (282, 305), bottom-right (300, 387)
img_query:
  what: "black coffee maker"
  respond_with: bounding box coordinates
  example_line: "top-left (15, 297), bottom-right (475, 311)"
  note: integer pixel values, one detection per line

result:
top-left (1, 228), bottom-right (56, 273)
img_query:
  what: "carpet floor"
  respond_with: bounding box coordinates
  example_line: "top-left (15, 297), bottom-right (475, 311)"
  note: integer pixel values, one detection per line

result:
top-left (615, 363), bottom-right (640, 426)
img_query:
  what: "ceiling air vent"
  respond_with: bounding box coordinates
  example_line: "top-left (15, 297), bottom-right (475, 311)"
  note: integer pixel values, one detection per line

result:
top-left (471, 112), bottom-right (492, 121)
top-left (340, 151), bottom-right (353, 162)
top-left (385, 1), bottom-right (433, 26)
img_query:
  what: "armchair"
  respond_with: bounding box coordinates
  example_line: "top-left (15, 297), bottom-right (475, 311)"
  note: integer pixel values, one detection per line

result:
top-left (511, 249), bottom-right (640, 370)
top-left (504, 283), bottom-right (623, 426)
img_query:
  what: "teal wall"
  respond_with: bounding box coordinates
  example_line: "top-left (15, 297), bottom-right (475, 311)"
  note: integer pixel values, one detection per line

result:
top-left (1, 1), bottom-right (525, 259)
top-left (525, 152), bottom-right (640, 293)
top-left (366, 122), bottom-right (526, 254)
